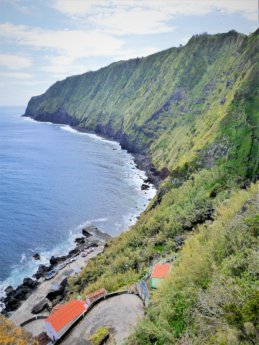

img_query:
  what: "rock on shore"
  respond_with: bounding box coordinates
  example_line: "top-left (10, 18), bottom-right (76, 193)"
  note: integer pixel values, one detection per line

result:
top-left (1, 225), bottom-right (109, 315)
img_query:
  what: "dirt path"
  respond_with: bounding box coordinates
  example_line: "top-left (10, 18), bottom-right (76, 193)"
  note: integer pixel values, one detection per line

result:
top-left (61, 294), bottom-right (144, 345)
top-left (10, 246), bottom-right (104, 335)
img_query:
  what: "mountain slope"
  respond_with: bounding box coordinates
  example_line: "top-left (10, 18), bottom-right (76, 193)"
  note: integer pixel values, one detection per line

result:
top-left (25, 30), bottom-right (258, 179)
top-left (23, 29), bottom-right (259, 344)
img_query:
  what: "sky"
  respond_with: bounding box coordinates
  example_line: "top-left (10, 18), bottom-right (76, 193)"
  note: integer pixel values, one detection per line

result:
top-left (0, 0), bottom-right (258, 106)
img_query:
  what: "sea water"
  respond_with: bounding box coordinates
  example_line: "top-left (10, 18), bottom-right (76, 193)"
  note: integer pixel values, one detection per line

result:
top-left (0, 106), bottom-right (155, 299)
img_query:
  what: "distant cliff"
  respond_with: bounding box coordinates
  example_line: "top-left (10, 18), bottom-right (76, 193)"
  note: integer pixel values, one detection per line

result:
top-left (25, 30), bottom-right (258, 181)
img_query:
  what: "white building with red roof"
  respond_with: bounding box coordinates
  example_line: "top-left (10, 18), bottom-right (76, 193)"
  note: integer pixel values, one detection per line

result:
top-left (45, 300), bottom-right (87, 341)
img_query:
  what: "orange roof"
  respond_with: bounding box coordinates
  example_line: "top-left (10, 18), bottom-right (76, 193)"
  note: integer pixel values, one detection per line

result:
top-left (87, 288), bottom-right (107, 300)
top-left (151, 263), bottom-right (171, 279)
top-left (46, 300), bottom-right (87, 332)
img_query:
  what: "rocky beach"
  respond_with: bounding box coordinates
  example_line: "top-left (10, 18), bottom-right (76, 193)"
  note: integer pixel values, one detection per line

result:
top-left (0, 225), bottom-right (110, 317)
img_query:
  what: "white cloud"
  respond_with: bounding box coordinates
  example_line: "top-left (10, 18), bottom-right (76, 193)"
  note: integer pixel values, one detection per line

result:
top-left (53, 0), bottom-right (258, 27)
top-left (0, 54), bottom-right (32, 70)
top-left (0, 71), bottom-right (33, 79)
top-left (0, 22), bottom-right (124, 59)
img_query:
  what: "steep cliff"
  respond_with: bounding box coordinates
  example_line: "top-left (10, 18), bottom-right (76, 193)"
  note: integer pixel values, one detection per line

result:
top-left (23, 29), bottom-right (259, 344)
top-left (25, 30), bottom-right (258, 180)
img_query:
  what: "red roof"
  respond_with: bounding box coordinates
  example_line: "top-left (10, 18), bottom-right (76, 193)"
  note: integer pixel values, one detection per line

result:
top-left (87, 288), bottom-right (107, 300)
top-left (46, 300), bottom-right (87, 332)
top-left (151, 263), bottom-right (171, 279)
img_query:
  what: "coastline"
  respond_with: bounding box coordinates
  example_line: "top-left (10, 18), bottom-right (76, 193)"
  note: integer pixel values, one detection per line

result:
top-left (0, 116), bottom-right (157, 317)
top-left (10, 245), bottom-right (105, 335)
top-left (1, 225), bottom-right (108, 317)
top-left (22, 113), bottom-right (164, 188)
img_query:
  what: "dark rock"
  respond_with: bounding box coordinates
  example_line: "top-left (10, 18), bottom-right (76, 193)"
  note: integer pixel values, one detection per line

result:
top-left (4, 286), bottom-right (14, 296)
top-left (24, 107), bottom-right (79, 127)
top-left (46, 281), bottom-right (67, 302)
top-left (12, 286), bottom-right (30, 301)
top-left (31, 298), bottom-right (51, 314)
top-left (23, 277), bottom-right (38, 289)
top-left (33, 264), bottom-right (50, 280)
top-left (221, 95), bottom-right (226, 104)
top-left (75, 237), bottom-right (86, 245)
top-left (33, 252), bottom-right (41, 260)
top-left (160, 167), bottom-right (170, 179)
top-left (60, 278), bottom-right (68, 289)
top-left (3, 297), bottom-right (21, 312)
top-left (68, 248), bottom-right (80, 256)
top-left (141, 183), bottom-right (150, 190)
top-left (82, 225), bottom-right (111, 242)
top-left (50, 256), bottom-right (58, 266)
top-left (82, 227), bottom-right (92, 237)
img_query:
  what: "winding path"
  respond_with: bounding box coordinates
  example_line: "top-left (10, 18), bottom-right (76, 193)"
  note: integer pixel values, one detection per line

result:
top-left (61, 294), bottom-right (144, 345)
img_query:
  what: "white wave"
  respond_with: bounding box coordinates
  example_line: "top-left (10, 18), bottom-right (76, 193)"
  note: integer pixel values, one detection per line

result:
top-left (22, 116), bottom-right (39, 124)
top-left (60, 125), bottom-right (118, 145)
top-left (60, 125), bottom-right (79, 134)
top-left (20, 253), bottom-right (26, 264)
top-left (0, 217), bottom-right (109, 293)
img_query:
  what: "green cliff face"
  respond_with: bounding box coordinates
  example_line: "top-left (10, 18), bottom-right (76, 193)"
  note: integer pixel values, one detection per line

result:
top-left (25, 30), bottom-right (258, 179)
top-left (25, 29), bottom-right (258, 344)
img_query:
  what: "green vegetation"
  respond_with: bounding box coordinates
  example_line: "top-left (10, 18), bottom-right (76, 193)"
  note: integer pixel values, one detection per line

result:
top-left (24, 29), bottom-right (258, 344)
top-left (89, 326), bottom-right (110, 345)
top-left (127, 184), bottom-right (259, 344)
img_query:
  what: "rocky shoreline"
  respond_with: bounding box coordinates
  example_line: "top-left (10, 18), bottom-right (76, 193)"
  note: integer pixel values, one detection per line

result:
top-left (1, 114), bottom-right (158, 317)
top-left (0, 225), bottom-right (110, 316)
top-left (22, 113), bottom-right (164, 187)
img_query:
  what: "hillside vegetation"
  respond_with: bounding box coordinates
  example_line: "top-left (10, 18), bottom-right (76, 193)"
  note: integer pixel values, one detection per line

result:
top-left (0, 315), bottom-right (38, 345)
top-left (23, 30), bottom-right (259, 344)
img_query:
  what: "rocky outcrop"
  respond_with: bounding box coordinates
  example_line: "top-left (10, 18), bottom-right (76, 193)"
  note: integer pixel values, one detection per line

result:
top-left (31, 298), bottom-right (52, 314)
top-left (32, 253), bottom-right (40, 260)
top-left (23, 107), bottom-right (79, 126)
top-left (1, 226), bottom-right (109, 315)
top-left (82, 225), bottom-right (111, 242)
top-left (1, 278), bottom-right (39, 314)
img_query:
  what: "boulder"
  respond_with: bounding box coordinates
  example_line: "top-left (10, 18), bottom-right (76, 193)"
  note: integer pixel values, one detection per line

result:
top-left (31, 298), bottom-right (51, 314)
top-left (49, 256), bottom-right (58, 265)
top-left (3, 297), bottom-right (21, 312)
top-left (33, 264), bottom-right (50, 279)
top-left (33, 252), bottom-right (41, 260)
top-left (4, 286), bottom-right (14, 296)
top-left (75, 237), bottom-right (86, 245)
top-left (23, 277), bottom-right (38, 289)
top-left (82, 225), bottom-right (111, 242)
top-left (68, 248), bottom-right (80, 256)
top-left (141, 183), bottom-right (150, 190)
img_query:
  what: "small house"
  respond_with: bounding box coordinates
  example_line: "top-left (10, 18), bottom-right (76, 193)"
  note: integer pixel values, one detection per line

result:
top-left (150, 263), bottom-right (171, 289)
top-left (86, 288), bottom-right (107, 306)
top-left (45, 300), bottom-right (87, 341)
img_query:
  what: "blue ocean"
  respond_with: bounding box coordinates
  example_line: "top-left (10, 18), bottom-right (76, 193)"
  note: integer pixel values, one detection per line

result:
top-left (0, 106), bottom-right (155, 295)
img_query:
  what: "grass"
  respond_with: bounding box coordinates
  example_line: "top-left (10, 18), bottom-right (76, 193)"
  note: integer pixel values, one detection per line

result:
top-left (21, 29), bottom-right (259, 344)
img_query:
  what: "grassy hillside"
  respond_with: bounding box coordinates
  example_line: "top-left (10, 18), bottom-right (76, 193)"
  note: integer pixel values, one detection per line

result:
top-left (23, 29), bottom-right (259, 343)
top-left (127, 183), bottom-right (259, 345)
top-left (25, 30), bottom-right (258, 176)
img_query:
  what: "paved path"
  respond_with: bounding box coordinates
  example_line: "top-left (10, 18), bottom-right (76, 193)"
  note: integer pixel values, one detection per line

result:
top-left (10, 247), bottom-right (104, 335)
top-left (61, 294), bottom-right (144, 345)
